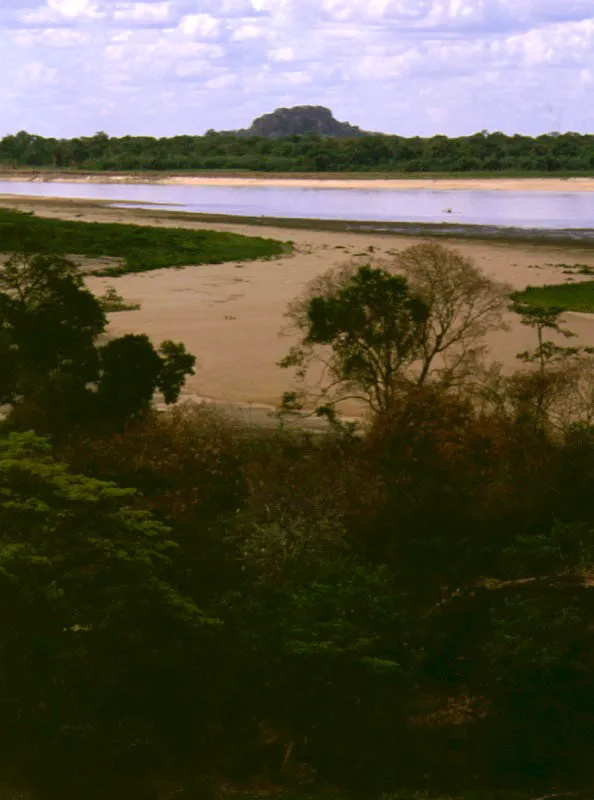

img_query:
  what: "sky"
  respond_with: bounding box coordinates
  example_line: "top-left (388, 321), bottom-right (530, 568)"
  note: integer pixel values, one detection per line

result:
top-left (1, 0), bottom-right (594, 139)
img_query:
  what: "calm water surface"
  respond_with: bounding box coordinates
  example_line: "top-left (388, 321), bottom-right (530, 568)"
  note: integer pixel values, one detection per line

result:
top-left (1, 180), bottom-right (594, 229)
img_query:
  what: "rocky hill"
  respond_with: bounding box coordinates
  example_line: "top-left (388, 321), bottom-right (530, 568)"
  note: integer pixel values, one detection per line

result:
top-left (221, 106), bottom-right (371, 138)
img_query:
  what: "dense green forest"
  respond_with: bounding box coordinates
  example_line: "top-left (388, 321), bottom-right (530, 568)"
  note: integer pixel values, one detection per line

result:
top-left (2, 128), bottom-right (594, 173)
top-left (2, 210), bottom-right (594, 799)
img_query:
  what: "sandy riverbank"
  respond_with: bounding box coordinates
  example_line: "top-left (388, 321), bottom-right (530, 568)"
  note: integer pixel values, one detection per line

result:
top-left (167, 176), bottom-right (594, 192)
top-left (3, 172), bottom-right (594, 192)
top-left (2, 196), bottom-right (594, 422)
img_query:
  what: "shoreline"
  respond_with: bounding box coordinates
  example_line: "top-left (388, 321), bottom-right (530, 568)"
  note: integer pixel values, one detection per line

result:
top-left (2, 171), bottom-right (594, 192)
top-left (3, 193), bottom-right (594, 247)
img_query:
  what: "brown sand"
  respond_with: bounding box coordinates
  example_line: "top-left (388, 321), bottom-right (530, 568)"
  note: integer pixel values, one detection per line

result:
top-left (2, 196), bottom-right (594, 419)
top-left (4, 172), bottom-right (594, 192)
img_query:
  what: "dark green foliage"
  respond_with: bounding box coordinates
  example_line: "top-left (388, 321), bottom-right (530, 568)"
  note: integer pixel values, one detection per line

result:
top-left (5, 127), bottom-right (594, 173)
top-left (0, 251), bottom-right (195, 434)
top-left (0, 252), bottom-right (105, 425)
top-left (96, 334), bottom-right (167, 419)
top-left (0, 431), bottom-right (199, 624)
top-left (158, 340), bottom-right (198, 404)
top-left (228, 559), bottom-right (420, 789)
top-left (306, 266), bottom-right (427, 349)
top-left (511, 303), bottom-right (580, 367)
top-left (281, 247), bottom-right (508, 419)
top-left (509, 302), bottom-right (583, 424)
top-left (95, 335), bottom-right (195, 423)
top-left (0, 208), bottom-right (288, 274)
top-left (98, 286), bottom-right (141, 312)
top-left (513, 280), bottom-right (594, 312)
top-left (0, 432), bottom-right (213, 795)
top-left (306, 266), bottom-right (428, 409)
top-left (6, 390), bottom-right (594, 796)
top-left (3, 238), bottom-right (594, 797)
top-left (282, 265), bottom-right (429, 414)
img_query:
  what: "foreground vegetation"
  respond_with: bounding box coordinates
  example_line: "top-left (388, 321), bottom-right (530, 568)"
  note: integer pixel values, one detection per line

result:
top-left (221, 787), bottom-right (540, 800)
top-left (224, 793), bottom-right (542, 800)
top-left (0, 207), bottom-right (288, 275)
top-left (2, 128), bottom-right (594, 173)
top-left (2, 236), bottom-right (594, 799)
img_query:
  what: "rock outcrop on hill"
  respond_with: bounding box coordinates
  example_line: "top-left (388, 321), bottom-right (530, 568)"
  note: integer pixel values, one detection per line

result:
top-left (220, 106), bottom-right (371, 138)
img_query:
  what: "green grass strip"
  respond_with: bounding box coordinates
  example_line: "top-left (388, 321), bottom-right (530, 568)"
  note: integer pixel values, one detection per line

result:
top-left (0, 208), bottom-right (290, 275)
top-left (513, 281), bottom-right (594, 313)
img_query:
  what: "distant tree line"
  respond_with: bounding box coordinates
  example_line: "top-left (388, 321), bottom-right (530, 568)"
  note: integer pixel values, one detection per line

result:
top-left (2, 128), bottom-right (594, 173)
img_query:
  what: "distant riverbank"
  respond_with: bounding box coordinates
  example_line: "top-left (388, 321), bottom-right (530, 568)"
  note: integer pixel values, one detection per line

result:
top-left (3, 170), bottom-right (594, 192)
top-left (4, 176), bottom-right (594, 231)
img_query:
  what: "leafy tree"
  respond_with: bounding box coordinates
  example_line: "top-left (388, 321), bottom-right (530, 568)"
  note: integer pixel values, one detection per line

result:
top-left (5, 125), bottom-right (594, 173)
top-left (280, 264), bottom-right (428, 416)
top-left (59, 403), bottom-right (247, 607)
top-left (0, 252), bottom-right (195, 434)
top-left (550, 355), bottom-right (594, 434)
top-left (0, 432), bottom-right (214, 793)
top-left (227, 427), bottom-right (360, 583)
top-left (509, 302), bottom-right (582, 425)
top-left (512, 303), bottom-right (580, 373)
top-left (281, 245), bottom-right (508, 419)
top-left (98, 285), bottom-right (140, 312)
top-left (95, 334), bottom-right (162, 422)
top-left (0, 252), bottom-right (105, 427)
top-left (157, 339), bottom-right (198, 404)
top-left (95, 335), bottom-right (196, 427)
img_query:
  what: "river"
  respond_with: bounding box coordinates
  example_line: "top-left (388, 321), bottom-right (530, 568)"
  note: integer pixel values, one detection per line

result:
top-left (1, 180), bottom-right (594, 229)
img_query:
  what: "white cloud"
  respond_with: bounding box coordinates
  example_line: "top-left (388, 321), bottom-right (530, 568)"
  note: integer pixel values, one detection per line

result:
top-left (174, 60), bottom-right (211, 78)
top-left (48, 0), bottom-right (101, 17)
top-left (268, 46), bottom-right (295, 61)
top-left (502, 18), bottom-right (594, 67)
top-left (230, 22), bottom-right (268, 40)
top-left (205, 72), bottom-right (238, 88)
top-left (19, 59), bottom-right (59, 84)
top-left (113, 2), bottom-right (172, 22)
top-left (20, 0), bottom-right (105, 21)
top-left (178, 13), bottom-right (222, 38)
top-left (13, 27), bottom-right (90, 45)
top-left (353, 49), bottom-right (424, 78)
top-left (283, 70), bottom-right (312, 84)
top-left (3, 0), bottom-right (594, 137)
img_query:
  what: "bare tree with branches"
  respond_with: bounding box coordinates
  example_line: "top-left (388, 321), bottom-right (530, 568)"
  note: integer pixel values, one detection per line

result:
top-left (395, 242), bottom-right (510, 387)
top-left (279, 244), bottom-right (510, 420)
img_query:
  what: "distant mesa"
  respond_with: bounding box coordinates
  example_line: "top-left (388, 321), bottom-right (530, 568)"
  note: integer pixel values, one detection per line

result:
top-left (217, 106), bottom-right (373, 138)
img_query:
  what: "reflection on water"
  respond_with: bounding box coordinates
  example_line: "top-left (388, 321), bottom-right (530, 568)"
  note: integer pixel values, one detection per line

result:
top-left (1, 180), bottom-right (594, 229)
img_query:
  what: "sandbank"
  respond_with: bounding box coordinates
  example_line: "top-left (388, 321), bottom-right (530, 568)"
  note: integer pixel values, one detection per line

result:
top-left (3, 171), bottom-right (594, 192)
top-left (2, 195), bottom-right (594, 421)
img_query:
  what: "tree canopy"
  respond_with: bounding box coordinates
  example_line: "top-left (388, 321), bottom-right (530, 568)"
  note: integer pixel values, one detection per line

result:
top-left (281, 245), bottom-right (508, 417)
top-left (2, 221), bottom-right (594, 798)
top-left (0, 432), bottom-right (214, 794)
top-left (2, 128), bottom-right (594, 173)
top-left (0, 251), bottom-right (195, 434)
